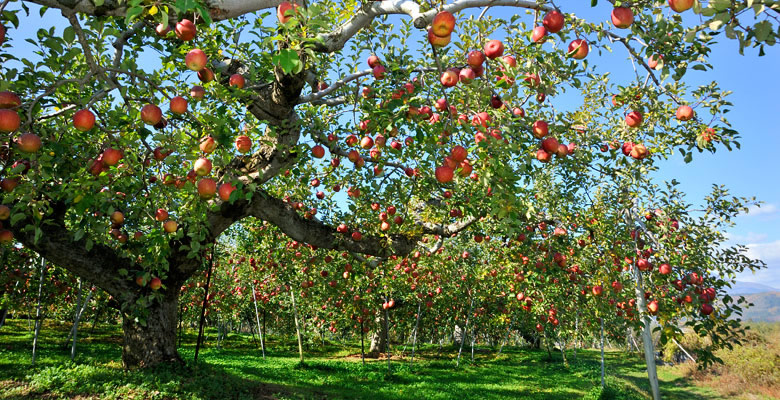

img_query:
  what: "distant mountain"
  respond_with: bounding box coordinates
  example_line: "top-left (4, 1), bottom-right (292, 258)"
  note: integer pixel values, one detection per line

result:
top-left (728, 281), bottom-right (779, 295)
top-left (739, 292), bottom-right (780, 322)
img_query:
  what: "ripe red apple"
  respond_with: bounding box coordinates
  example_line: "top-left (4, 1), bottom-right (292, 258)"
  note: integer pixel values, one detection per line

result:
top-left (0, 91), bottom-right (21, 109)
top-left (647, 54), bottom-right (663, 69)
top-left (140, 104), bottom-right (162, 125)
top-left (0, 109), bottom-right (20, 133)
top-left (197, 178), bottom-right (217, 199)
top-left (512, 107), bottom-right (525, 118)
top-left (351, 231), bottom-right (362, 241)
top-left (592, 285), bottom-right (603, 296)
top-left (625, 110), bottom-right (643, 128)
top-left (199, 136), bottom-right (216, 153)
top-left (0, 205), bottom-right (9, 220)
top-left (451, 145), bottom-right (467, 162)
top-left (467, 50), bottom-right (485, 67)
top-left (155, 208), bottom-right (168, 222)
top-left (229, 74), bottom-right (245, 88)
top-left (531, 26), bottom-right (547, 43)
top-left (536, 149), bottom-right (551, 163)
top-left (541, 137), bottom-right (559, 153)
top-left (219, 183), bottom-right (235, 201)
top-left (459, 67), bottom-right (476, 83)
top-left (431, 11), bottom-right (456, 36)
top-left (155, 23), bottom-right (170, 37)
top-left (484, 40), bottom-right (504, 59)
top-left (435, 165), bottom-right (454, 183)
top-left (543, 10), bottom-right (565, 33)
top-left (701, 303), bottom-right (713, 315)
top-left (175, 19), bottom-right (196, 41)
top-left (149, 277), bottom-right (162, 290)
top-left (169, 96), bottom-right (188, 115)
top-left (630, 143), bottom-right (649, 159)
top-left (676, 105), bottom-right (694, 121)
top-left (668, 0), bottom-right (694, 12)
top-left (532, 120), bottom-right (548, 138)
top-left (235, 135), bottom-right (252, 153)
top-left (427, 29), bottom-right (451, 47)
top-left (440, 70), bottom-right (459, 87)
top-left (277, 2), bottom-right (300, 23)
top-left (360, 136), bottom-right (374, 149)
top-left (568, 39), bottom-right (589, 59)
top-left (611, 7), bottom-right (634, 29)
top-left (163, 220), bottom-right (178, 233)
top-left (0, 229), bottom-right (13, 244)
top-left (197, 68), bottom-right (214, 83)
top-left (372, 65), bottom-right (386, 80)
top-left (190, 85), bottom-right (205, 100)
top-left (502, 55), bottom-right (517, 68)
top-left (110, 211), bottom-right (124, 225)
top-left (647, 300), bottom-right (659, 315)
top-left (367, 55), bottom-right (381, 68)
top-left (193, 157), bottom-right (212, 176)
top-left (102, 148), bottom-right (123, 166)
top-left (1, 178), bottom-right (17, 193)
top-left (659, 263), bottom-right (672, 275)
top-left (185, 49), bottom-right (207, 71)
top-left (311, 144), bottom-right (325, 158)
top-left (16, 133), bottom-right (41, 153)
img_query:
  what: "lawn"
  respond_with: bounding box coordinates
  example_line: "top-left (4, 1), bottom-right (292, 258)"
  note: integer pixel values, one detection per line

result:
top-left (0, 319), bottom-right (732, 399)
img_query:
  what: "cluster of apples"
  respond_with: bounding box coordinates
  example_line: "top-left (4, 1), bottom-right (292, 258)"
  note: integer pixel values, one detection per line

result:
top-left (434, 145), bottom-right (470, 184)
top-left (427, 11), bottom-right (456, 47)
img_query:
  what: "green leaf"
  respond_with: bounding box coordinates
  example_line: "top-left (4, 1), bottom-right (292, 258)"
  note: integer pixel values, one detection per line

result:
top-left (271, 49), bottom-right (302, 75)
top-left (93, 0), bottom-right (104, 6)
top-left (753, 20), bottom-right (772, 42)
top-left (74, 229), bottom-right (84, 241)
top-left (63, 26), bottom-right (75, 44)
top-left (684, 152), bottom-right (693, 163)
top-left (124, 6), bottom-right (143, 25)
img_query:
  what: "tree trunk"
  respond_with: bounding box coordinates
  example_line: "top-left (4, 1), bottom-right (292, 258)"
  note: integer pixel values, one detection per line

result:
top-left (31, 258), bottom-right (46, 365)
top-left (409, 303), bottom-right (421, 369)
top-left (251, 282), bottom-right (266, 358)
top-left (290, 290), bottom-right (304, 364)
top-left (456, 297), bottom-right (473, 368)
top-left (368, 312), bottom-right (387, 357)
top-left (498, 317), bottom-right (513, 355)
top-left (121, 288), bottom-right (181, 369)
top-left (633, 264), bottom-right (662, 400)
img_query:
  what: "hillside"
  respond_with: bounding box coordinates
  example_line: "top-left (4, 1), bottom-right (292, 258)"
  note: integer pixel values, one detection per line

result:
top-left (729, 281), bottom-right (779, 295)
top-left (740, 291), bottom-right (780, 322)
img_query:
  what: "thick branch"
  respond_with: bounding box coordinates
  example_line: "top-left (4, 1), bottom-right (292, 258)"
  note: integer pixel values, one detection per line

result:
top-left (25, 0), bottom-right (283, 21)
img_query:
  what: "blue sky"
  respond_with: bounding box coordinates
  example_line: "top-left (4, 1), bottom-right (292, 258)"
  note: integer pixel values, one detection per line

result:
top-left (6, 2), bottom-right (779, 287)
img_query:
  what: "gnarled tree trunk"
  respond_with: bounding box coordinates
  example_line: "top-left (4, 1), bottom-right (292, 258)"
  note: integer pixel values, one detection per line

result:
top-left (121, 288), bottom-right (181, 369)
top-left (368, 312), bottom-right (388, 357)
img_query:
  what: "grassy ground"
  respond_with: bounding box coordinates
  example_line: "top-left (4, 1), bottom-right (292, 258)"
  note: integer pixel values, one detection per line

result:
top-left (0, 319), bottom-right (746, 399)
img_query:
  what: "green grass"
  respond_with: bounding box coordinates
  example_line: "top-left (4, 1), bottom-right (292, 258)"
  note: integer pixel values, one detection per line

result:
top-left (0, 319), bottom-right (728, 399)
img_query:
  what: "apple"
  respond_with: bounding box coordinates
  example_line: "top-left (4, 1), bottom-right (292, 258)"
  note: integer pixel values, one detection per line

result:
top-left (140, 104), bottom-right (162, 125)
top-left (367, 55), bottom-right (381, 68)
top-left (512, 107), bottom-right (525, 118)
top-left (612, 281), bottom-right (623, 292)
top-left (490, 94), bottom-right (503, 109)
top-left (153, 147), bottom-right (171, 161)
top-left (155, 208), bottom-right (168, 222)
top-left (197, 178), bottom-right (217, 199)
top-left (440, 70), bottom-right (459, 87)
top-left (0, 91), bottom-right (20, 109)
top-left (431, 11), bottom-right (455, 36)
top-left (676, 105), bottom-right (694, 121)
top-left (435, 165), bottom-right (454, 183)
top-left (532, 120), bottom-right (548, 138)
top-left (451, 145), bottom-right (467, 162)
top-left (360, 136), bottom-right (373, 149)
top-left (193, 157), bottom-right (212, 176)
top-left (235, 135), bottom-right (252, 153)
top-left (229, 74), bottom-right (246, 88)
top-left (0, 178), bottom-right (17, 193)
top-left (625, 110), bottom-right (643, 128)
top-left (190, 85), bottom-right (205, 100)
top-left (659, 263), bottom-right (672, 275)
top-left (0, 230), bottom-right (13, 244)
top-left (0, 205), bottom-right (8, 220)
top-left (458, 67), bottom-right (476, 83)
top-left (637, 258), bottom-right (652, 271)
top-left (484, 40), bottom-right (504, 59)
top-left (0, 109), bottom-right (20, 133)
top-left (102, 148), bottom-right (122, 166)
top-left (311, 144), bottom-right (325, 158)
top-left (531, 26), bottom-right (547, 43)
top-left (361, 87), bottom-right (373, 98)
top-left (668, 0), bottom-right (694, 12)
top-left (197, 68), bottom-right (214, 83)
top-left (502, 55), bottom-right (517, 68)
top-left (219, 183), bottom-right (236, 201)
top-left (175, 19), bottom-right (196, 41)
top-left (611, 7), bottom-right (634, 29)
top-left (536, 149), bottom-right (551, 163)
top-left (165, 96), bottom-right (187, 115)
top-left (351, 231), bottom-right (362, 241)
top-left (110, 211), bottom-right (124, 225)
top-left (277, 2), bottom-right (300, 23)
top-left (185, 49), bottom-right (207, 71)
top-left (199, 136), bottom-right (216, 153)
top-left (135, 274), bottom-right (147, 287)
top-left (630, 143), bottom-right (649, 159)
top-left (427, 29), bottom-right (451, 47)
top-left (541, 137), bottom-right (559, 153)
top-left (163, 220), bottom-right (178, 233)
top-left (647, 54), bottom-right (663, 69)
top-left (568, 39), bottom-right (589, 59)
top-left (701, 303), bottom-right (713, 315)
top-left (592, 285), bottom-right (603, 296)
top-left (543, 10), bottom-right (565, 33)
top-left (155, 23), bottom-right (170, 37)
top-left (467, 50), bottom-right (485, 68)
top-left (149, 277), bottom-right (162, 290)
top-left (16, 133), bottom-right (41, 153)
top-left (372, 65), bottom-right (386, 80)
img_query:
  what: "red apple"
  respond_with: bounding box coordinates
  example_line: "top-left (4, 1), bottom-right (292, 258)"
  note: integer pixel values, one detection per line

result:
top-left (647, 54), bottom-right (663, 69)
top-left (0, 91), bottom-right (21, 109)
top-left (0, 205), bottom-right (9, 220)
top-left (235, 135), bottom-right (252, 153)
top-left (431, 11), bottom-right (455, 36)
top-left (367, 55), bottom-right (381, 68)
top-left (542, 137), bottom-right (559, 153)
top-left (435, 165), bottom-right (454, 183)
top-left (312, 144), bottom-right (325, 158)
top-left (459, 67), bottom-right (476, 83)
top-left (0, 229), bottom-right (13, 244)
top-left (190, 85), bottom-right (205, 100)
top-left (568, 39), bottom-right (589, 59)
top-left (1, 178), bottom-right (17, 193)
top-left (467, 50), bottom-right (485, 67)
top-left (185, 49), bottom-right (207, 71)
top-left (676, 105), bottom-right (694, 121)
top-left (175, 19), bottom-right (196, 41)
top-left (701, 303), bottom-right (713, 315)
top-left (625, 110), bottom-right (643, 128)
top-left (229, 74), bottom-right (245, 88)
top-left (647, 300), bottom-right (659, 315)
top-left (219, 183), bottom-right (235, 201)
top-left (197, 68), bottom-right (214, 83)
top-left (630, 143), bottom-right (649, 159)
top-left (277, 2), bottom-right (300, 23)
top-left (155, 23), bottom-right (170, 37)
top-left (170, 96), bottom-right (188, 114)
top-left (199, 136), bottom-right (216, 153)
top-left (102, 148), bottom-right (122, 166)
top-left (149, 277), bottom-right (162, 290)
top-left (16, 133), bottom-right (41, 153)
top-left (0, 109), bottom-right (20, 133)
top-left (372, 65), bottom-right (386, 80)
top-left (611, 7), bottom-right (634, 29)
top-left (428, 29), bottom-right (451, 47)
top-left (110, 211), bottom-right (124, 225)
top-left (536, 149), bottom-right (551, 163)
top-left (193, 157), bottom-right (212, 176)
top-left (668, 0), bottom-right (694, 12)
top-left (351, 231), bottom-right (362, 241)
top-left (140, 104), bottom-right (162, 125)
top-left (440, 70), bottom-right (459, 87)
top-left (155, 208), bottom-right (168, 222)
top-left (484, 40), bottom-right (504, 59)
top-left (543, 10), bottom-right (565, 33)
top-left (531, 26), bottom-right (547, 43)
top-left (659, 263), bottom-right (672, 275)
top-left (197, 178), bottom-right (217, 199)
top-left (532, 120), bottom-right (548, 138)
top-left (592, 285), bottom-right (604, 296)
top-left (451, 145), bottom-right (467, 162)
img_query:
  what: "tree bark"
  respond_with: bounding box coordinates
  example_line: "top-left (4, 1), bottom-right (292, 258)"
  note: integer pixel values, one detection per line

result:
top-left (290, 290), bottom-right (304, 363)
top-left (121, 288), bottom-right (181, 368)
top-left (368, 313), bottom-right (388, 357)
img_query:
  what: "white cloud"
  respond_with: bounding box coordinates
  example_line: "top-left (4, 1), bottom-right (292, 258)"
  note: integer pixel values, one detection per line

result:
top-left (746, 239), bottom-right (780, 264)
top-left (726, 232), bottom-right (768, 244)
top-left (743, 203), bottom-right (778, 217)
